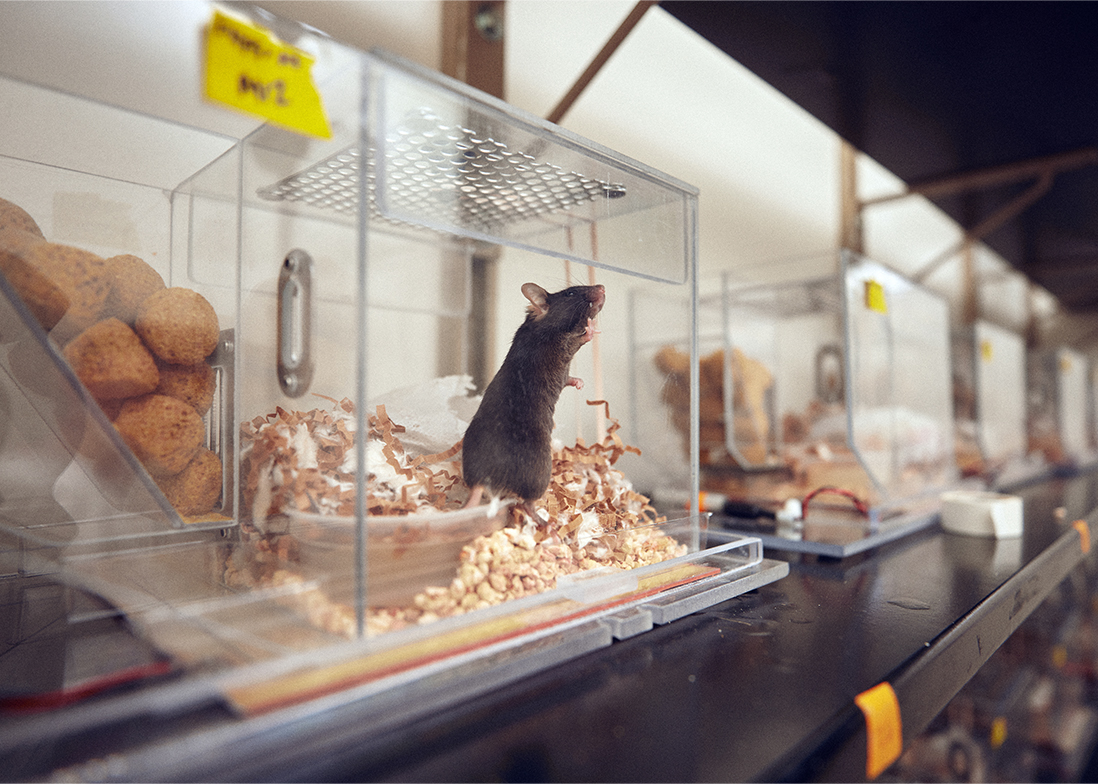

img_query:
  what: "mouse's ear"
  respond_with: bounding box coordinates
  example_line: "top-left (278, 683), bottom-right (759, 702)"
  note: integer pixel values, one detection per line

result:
top-left (521, 282), bottom-right (549, 317)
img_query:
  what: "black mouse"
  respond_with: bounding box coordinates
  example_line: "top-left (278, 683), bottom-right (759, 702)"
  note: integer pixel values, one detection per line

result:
top-left (462, 282), bottom-right (606, 521)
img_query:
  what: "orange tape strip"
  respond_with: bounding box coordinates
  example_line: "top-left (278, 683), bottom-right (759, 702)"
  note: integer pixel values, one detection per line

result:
top-left (854, 681), bottom-right (903, 779)
top-left (1074, 520), bottom-right (1090, 554)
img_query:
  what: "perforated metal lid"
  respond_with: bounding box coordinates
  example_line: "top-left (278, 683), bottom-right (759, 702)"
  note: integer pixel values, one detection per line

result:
top-left (257, 110), bottom-right (626, 233)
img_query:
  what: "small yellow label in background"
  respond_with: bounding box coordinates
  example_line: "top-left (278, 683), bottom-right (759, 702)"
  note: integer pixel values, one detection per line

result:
top-left (980, 339), bottom-right (993, 362)
top-left (864, 279), bottom-right (888, 314)
top-left (204, 10), bottom-right (331, 139)
top-left (1052, 644), bottom-right (1068, 669)
top-left (1075, 519), bottom-right (1091, 554)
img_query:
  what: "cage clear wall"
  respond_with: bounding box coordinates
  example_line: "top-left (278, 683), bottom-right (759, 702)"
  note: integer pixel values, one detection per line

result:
top-left (952, 320), bottom-right (1027, 477)
top-left (1027, 347), bottom-right (1092, 465)
top-left (690, 250), bottom-right (957, 529)
top-left (0, 7), bottom-right (788, 709)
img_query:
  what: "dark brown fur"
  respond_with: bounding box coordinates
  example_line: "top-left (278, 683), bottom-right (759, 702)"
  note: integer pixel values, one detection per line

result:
top-left (462, 283), bottom-right (605, 513)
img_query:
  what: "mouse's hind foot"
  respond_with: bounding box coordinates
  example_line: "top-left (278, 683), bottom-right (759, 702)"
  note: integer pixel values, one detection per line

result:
top-left (463, 485), bottom-right (484, 508)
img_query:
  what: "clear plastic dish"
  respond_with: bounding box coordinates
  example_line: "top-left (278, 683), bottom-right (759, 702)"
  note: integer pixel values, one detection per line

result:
top-left (284, 503), bottom-right (512, 607)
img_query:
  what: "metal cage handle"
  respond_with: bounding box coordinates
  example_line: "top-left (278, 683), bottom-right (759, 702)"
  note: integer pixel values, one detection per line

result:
top-left (277, 248), bottom-right (314, 397)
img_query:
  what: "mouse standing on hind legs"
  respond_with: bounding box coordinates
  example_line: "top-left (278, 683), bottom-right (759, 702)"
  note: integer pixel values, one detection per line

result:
top-left (462, 282), bottom-right (606, 523)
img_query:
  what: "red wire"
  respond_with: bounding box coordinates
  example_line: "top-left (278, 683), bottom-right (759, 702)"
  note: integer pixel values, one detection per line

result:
top-left (802, 485), bottom-right (869, 517)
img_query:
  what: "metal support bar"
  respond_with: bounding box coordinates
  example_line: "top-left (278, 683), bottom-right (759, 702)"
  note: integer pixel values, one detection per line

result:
top-left (860, 146), bottom-right (1098, 208)
top-left (960, 240), bottom-right (977, 324)
top-left (839, 141), bottom-right (863, 256)
top-left (441, 1), bottom-right (506, 96)
top-left (912, 171), bottom-right (1054, 283)
top-left (545, 0), bottom-right (658, 125)
top-left (1025, 282), bottom-right (1041, 347)
top-left (441, 1), bottom-right (507, 390)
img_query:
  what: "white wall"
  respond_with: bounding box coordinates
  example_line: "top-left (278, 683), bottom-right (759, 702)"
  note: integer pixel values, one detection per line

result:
top-left (0, 0), bottom-right (1086, 354)
top-left (504, 2), bottom-right (1052, 341)
top-left (506, 2), bottom-right (841, 271)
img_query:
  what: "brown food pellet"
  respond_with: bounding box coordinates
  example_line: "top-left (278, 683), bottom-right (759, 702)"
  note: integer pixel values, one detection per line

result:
top-left (155, 360), bottom-right (216, 416)
top-left (97, 398), bottom-right (123, 421)
top-left (0, 197), bottom-right (44, 239)
top-left (24, 242), bottom-right (111, 343)
top-left (104, 254), bottom-right (165, 323)
top-left (0, 230), bottom-right (68, 331)
top-left (63, 317), bottom-right (159, 401)
top-left (0, 226), bottom-right (42, 251)
top-left (114, 394), bottom-right (204, 477)
top-left (135, 287), bottom-right (219, 364)
top-left (157, 447), bottom-right (222, 515)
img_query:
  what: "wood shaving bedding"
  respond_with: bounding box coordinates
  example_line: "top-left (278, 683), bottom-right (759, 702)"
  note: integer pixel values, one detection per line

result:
top-left (236, 396), bottom-right (687, 637)
top-left (240, 394), bottom-right (466, 523)
top-left (262, 520), bottom-right (687, 637)
top-left (362, 520), bottom-right (687, 634)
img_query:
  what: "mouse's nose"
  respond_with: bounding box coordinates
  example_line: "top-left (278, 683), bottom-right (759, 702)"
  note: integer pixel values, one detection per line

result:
top-left (588, 285), bottom-right (606, 306)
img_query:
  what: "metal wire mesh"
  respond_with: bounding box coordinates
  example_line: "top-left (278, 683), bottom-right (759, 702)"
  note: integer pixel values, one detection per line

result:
top-left (257, 109), bottom-right (625, 233)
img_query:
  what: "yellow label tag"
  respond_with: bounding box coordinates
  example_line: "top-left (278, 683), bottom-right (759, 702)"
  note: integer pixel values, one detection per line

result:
top-left (204, 10), bottom-right (331, 139)
top-left (980, 339), bottom-right (993, 362)
top-left (864, 280), bottom-right (887, 314)
top-left (1075, 519), bottom-right (1091, 554)
top-left (1052, 644), bottom-right (1068, 669)
top-left (855, 681), bottom-right (903, 779)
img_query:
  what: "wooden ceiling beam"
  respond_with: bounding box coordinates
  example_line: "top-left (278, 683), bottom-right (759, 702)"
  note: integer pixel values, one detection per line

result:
top-left (860, 146), bottom-right (1098, 208)
top-left (440, 1), bottom-right (507, 392)
top-left (546, 0), bottom-right (658, 125)
top-left (441, 1), bottom-right (506, 98)
top-left (912, 172), bottom-right (1054, 283)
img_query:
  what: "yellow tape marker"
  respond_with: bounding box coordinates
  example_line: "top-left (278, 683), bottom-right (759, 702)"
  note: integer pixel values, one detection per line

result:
top-left (1052, 644), bottom-right (1068, 670)
top-left (698, 491), bottom-right (708, 511)
top-left (980, 339), bottom-right (993, 362)
top-left (1075, 520), bottom-right (1091, 554)
top-left (989, 716), bottom-right (1007, 749)
top-left (854, 681), bottom-right (903, 779)
top-left (864, 279), bottom-right (888, 314)
top-left (204, 10), bottom-right (331, 139)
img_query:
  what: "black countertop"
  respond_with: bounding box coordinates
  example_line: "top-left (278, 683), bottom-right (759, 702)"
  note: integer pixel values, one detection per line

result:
top-left (323, 473), bottom-right (1093, 784)
top-left (2, 469), bottom-right (1095, 782)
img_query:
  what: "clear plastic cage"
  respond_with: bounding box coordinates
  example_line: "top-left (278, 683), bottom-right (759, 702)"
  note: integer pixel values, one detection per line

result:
top-left (0, 4), bottom-right (786, 719)
top-left (952, 320), bottom-right (1028, 480)
top-left (678, 250), bottom-right (958, 553)
top-left (1027, 347), bottom-right (1092, 466)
